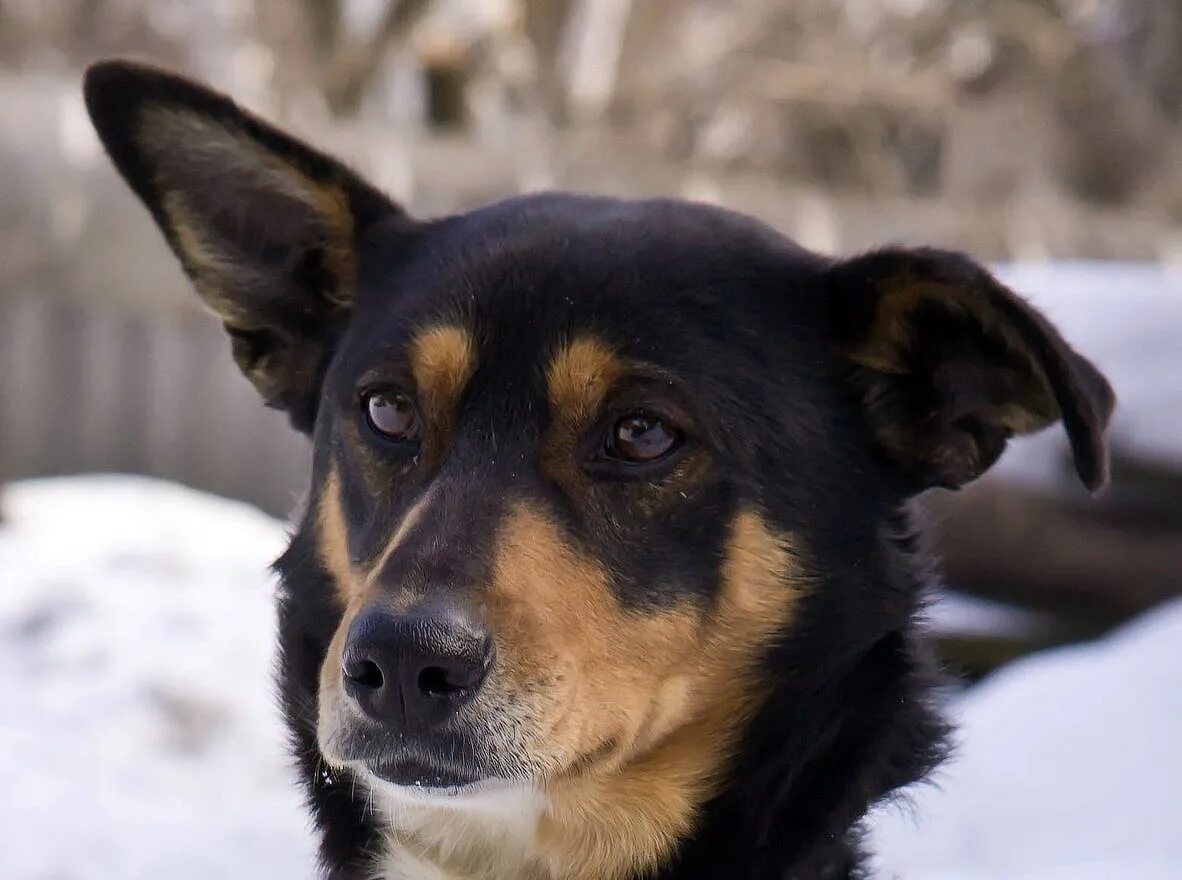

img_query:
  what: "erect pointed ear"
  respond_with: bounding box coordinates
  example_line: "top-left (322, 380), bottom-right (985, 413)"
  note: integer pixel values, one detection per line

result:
top-left (826, 248), bottom-right (1115, 494)
top-left (84, 60), bottom-right (408, 432)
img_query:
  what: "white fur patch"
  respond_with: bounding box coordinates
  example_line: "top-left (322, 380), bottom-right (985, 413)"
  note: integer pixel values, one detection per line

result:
top-left (365, 774), bottom-right (549, 880)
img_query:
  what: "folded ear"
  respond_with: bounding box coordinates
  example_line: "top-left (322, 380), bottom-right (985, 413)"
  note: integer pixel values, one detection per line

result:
top-left (83, 60), bottom-right (406, 431)
top-left (826, 248), bottom-right (1115, 494)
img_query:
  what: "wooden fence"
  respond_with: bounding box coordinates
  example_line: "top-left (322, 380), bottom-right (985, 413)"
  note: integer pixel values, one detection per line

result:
top-left (0, 295), bottom-right (310, 517)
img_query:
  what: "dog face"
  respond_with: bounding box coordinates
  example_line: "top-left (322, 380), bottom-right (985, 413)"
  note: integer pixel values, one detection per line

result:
top-left (306, 197), bottom-right (820, 802)
top-left (85, 62), bottom-right (1114, 878)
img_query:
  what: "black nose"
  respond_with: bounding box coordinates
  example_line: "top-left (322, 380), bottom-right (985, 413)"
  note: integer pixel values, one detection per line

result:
top-left (341, 605), bottom-right (493, 729)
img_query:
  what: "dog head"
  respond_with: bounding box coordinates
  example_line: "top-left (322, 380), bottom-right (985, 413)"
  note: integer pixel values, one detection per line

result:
top-left (85, 61), bottom-right (1114, 878)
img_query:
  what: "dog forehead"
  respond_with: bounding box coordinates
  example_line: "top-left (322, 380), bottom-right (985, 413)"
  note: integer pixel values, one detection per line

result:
top-left (354, 195), bottom-right (817, 376)
top-left (366, 194), bottom-right (796, 316)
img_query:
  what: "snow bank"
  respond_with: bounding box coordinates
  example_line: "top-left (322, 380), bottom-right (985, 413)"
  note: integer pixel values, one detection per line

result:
top-left (3, 474), bottom-right (1179, 878)
top-left (870, 598), bottom-right (1182, 879)
top-left (993, 262), bottom-right (1182, 483)
top-left (0, 476), bottom-right (314, 880)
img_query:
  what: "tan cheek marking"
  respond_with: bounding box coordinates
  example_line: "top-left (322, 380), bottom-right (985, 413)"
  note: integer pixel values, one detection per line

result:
top-left (313, 469), bottom-right (364, 764)
top-left (487, 505), bottom-right (702, 772)
top-left (316, 467), bottom-right (438, 607)
top-left (359, 488), bottom-right (434, 599)
top-left (317, 470), bottom-right (355, 605)
top-left (526, 510), bottom-right (803, 880)
top-left (314, 470), bottom-right (437, 761)
top-left (316, 612), bottom-right (354, 765)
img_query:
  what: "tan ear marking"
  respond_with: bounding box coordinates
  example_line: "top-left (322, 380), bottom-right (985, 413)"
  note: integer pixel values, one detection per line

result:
top-left (136, 106), bottom-right (357, 312)
top-left (847, 277), bottom-right (1057, 407)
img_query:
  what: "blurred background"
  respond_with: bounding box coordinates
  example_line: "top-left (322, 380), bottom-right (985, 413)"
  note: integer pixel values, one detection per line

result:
top-left (1, 1), bottom-right (1180, 878)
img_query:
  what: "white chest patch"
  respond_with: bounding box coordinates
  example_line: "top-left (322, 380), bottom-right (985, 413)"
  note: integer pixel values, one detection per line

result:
top-left (366, 776), bottom-right (550, 880)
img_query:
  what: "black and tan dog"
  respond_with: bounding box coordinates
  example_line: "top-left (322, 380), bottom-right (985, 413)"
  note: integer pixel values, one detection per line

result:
top-left (84, 61), bottom-right (1114, 880)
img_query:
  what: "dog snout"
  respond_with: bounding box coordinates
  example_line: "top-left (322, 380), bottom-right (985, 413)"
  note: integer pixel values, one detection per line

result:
top-left (341, 604), bottom-right (493, 729)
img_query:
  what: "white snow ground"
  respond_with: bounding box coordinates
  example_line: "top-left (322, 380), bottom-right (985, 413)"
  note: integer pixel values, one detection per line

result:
top-left (0, 476), bottom-right (315, 880)
top-left (869, 602), bottom-right (1182, 880)
top-left (3, 475), bottom-right (1179, 879)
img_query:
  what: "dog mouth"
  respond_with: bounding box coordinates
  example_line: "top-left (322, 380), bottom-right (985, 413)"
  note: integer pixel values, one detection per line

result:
top-left (325, 720), bottom-right (495, 791)
top-left (365, 756), bottom-right (483, 789)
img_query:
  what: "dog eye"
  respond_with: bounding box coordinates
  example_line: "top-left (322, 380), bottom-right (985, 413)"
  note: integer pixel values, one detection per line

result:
top-left (607, 414), bottom-right (681, 463)
top-left (363, 390), bottom-right (419, 441)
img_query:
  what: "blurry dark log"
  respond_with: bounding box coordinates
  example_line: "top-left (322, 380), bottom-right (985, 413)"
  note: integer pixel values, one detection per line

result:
top-left (936, 631), bottom-right (1061, 682)
top-left (924, 456), bottom-right (1182, 635)
top-left (424, 57), bottom-right (469, 129)
top-left (1088, 449), bottom-right (1182, 530)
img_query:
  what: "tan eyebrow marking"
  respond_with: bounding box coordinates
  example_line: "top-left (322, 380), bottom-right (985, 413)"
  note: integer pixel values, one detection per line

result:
top-left (545, 335), bottom-right (624, 428)
top-left (411, 325), bottom-right (476, 406)
top-left (408, 324), bottom-right (477, 461)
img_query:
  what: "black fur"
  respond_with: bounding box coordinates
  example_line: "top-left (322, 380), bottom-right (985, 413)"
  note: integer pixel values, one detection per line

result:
top-left (84, 61), bottom-right (1114, 880)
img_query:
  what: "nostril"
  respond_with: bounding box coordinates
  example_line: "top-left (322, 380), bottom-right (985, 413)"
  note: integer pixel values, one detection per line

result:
top-left (344, 658), bottom-right (384, 691)
top-left (417, 665), bottom-right (466, 700)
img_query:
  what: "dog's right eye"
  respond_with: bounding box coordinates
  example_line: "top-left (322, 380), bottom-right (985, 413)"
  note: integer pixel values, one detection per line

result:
top-left (608, 414), bottom-right (681, 463)
top-left (363, 390), bottom-right (420, 442)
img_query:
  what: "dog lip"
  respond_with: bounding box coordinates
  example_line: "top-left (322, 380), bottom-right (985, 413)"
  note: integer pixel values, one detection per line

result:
top-left (326, 719), bottom-right (489, 788)
top-left (366, 756), bottom-right (482, 788)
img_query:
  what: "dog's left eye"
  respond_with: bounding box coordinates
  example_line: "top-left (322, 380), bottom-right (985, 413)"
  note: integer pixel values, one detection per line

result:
top-left (363, 390), bottom-right (420, 441)
top-left (606, 414), bottom-right (682, 463)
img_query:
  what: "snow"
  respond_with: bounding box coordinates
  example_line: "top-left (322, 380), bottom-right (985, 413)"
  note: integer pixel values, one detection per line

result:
top-left (870, 599), bottom-right (1182, 880)
top-left (992, 262), bottom-right (1182, 484)
top-left (0, 476), bottom-right (315, 880)
top-left (924, 591), bottom-right (1055, 640)
top-left (4, 474), bottom-right (1178, 879)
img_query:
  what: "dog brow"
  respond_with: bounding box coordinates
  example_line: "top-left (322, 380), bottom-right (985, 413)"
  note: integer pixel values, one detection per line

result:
top-left (545, 335), bottom-right (624, 427)
top-left (410, 324), bottom-right (477, 418)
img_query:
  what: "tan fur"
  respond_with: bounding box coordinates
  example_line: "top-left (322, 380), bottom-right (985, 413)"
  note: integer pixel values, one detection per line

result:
top-left (478, 506), bottom-right (804, 880)
top-left (409, 325), bottom-right (477, 463)
top-left (317, 471), bottom-right (354, 602)
top-left (315, 471), bottom-right (439, 764)
top-left (314, 491), bottom-right (803, 879)
top-left (360, 489), bottom-right (435, 603)
top-left (541, 336), bottom-right (625, 491)
top-left (317, 469), bottom-right (437, 608)
top-left (545, 336), bottom-right (625, 428)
